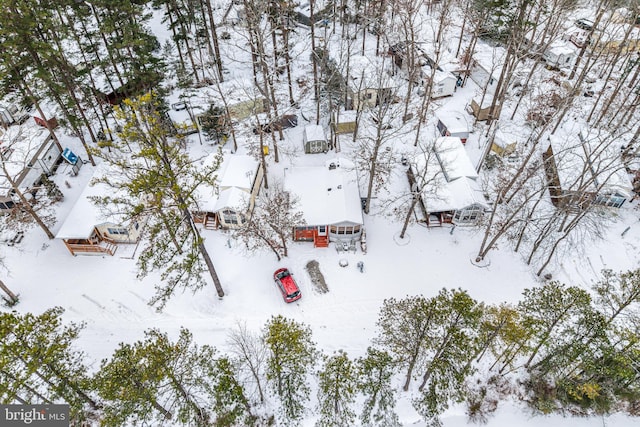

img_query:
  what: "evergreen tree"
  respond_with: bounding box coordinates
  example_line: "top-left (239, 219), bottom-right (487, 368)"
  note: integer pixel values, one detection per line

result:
top-left (93, 92), bottom-right (225, 307)
top-left (0, 308), bottom-right (99, 423)
top-left (316, 350), bottom-right (358, 427)
top-left (263, 315), bottom-right (317, 425)
top-left (413, 289), bottom-right (484, 425)
top-left (94, 328), bottom-right (220, 426)
top-left (199, 104), bottom-right (229, 143)
top-left (356, 347), bottom-right (400, 427)
top-left (374, 296), bottom-right (436, 391)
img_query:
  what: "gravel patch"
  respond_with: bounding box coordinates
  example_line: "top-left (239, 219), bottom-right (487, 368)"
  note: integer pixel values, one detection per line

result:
top-left (305, 260), bottom-right (328, 293)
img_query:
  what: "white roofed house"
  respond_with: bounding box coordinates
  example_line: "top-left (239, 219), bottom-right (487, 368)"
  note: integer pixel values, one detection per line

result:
top-left (410, 137), bottom-right (488, 227)
top-left (0, 122), bottom-right (62, 212)
top-left (436, 110), bottom-right (471, 144)
top-left (345, 55), bottom-right (395, 111)
top-left (194, 153), bottom-right (264, 230)
top-left (542, 131), bottom-right (633, 210)
top-left (285, 158), bottom-right (363, 248)
top-left (56, 165), bottom-right (143, 256)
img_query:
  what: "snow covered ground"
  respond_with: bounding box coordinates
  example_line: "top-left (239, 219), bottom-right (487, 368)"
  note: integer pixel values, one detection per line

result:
top-left (3, 118), bottom-right (639, 426)
top-left (2, 2), bottom-right (640, 426)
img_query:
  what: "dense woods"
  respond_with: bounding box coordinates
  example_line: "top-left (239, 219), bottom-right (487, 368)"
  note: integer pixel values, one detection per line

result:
top-left (1, 271), bottom-right (639, 424)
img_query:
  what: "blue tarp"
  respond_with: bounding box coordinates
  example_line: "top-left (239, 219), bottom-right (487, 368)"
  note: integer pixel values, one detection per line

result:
top-left (62, 148), bottom-right (78, 165)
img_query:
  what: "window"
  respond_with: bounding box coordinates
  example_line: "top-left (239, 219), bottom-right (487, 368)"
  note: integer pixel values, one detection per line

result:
top-left (596, 193), bottom-right (625, 208)
top-left (454, 206), bottom-right (483, 224)
top-left (107, 228), bottom-right (128, 235)
top-left (222, 209), bottom-right (238, 225)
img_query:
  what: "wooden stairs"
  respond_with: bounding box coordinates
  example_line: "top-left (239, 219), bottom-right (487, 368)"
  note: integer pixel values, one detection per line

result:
top-left (313, 234), bottom-right (329, 248)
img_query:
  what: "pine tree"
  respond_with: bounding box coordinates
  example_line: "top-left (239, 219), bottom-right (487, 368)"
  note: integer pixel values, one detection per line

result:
top-left (316, 350), bottom-right (358, 427)
top-left (374, 296), bottom-right (436, 391)
top-left (413, 289), bottom-right (484, 424)
top-left (95, 328), bottom-right (221, 426)
top-left (263, 315), bottom-right (317, 425)
top-left (356, 347), bottom-right (400, 427)
top-left (94, 92), bottom-right (225, 308)
top-left (0, 308), bottom-right (99, 423)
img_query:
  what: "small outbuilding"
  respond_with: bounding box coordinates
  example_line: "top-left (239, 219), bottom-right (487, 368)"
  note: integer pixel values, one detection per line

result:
top-left (490, 129), bottom-right (518, 156)
top-left (542, 42), bottom-right (576, 69)
top-left (436, 111), bottom-right (470, 144)
top-left (303, 124), bottom-right (328, 154)
top-left (470, 98), bottom-right (501, 121)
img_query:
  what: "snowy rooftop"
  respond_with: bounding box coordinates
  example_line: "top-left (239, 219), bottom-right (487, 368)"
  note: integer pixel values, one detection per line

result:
top-left (434, 137), bottom-right (478, 182)
top-left (196, 153), bottom-right (258, 212)
top-left (348, 54), bottom-right (393, 90)
top-left (303, 124), bottom-right (326, 142)
top-left (285, 157), bottom-right (363, 226)
top-left (436, 110), bottom-right (470, 135)
top-left (549, 131), bottom-right (632, 198)
top-left (56, 164), bottom-right (128, 240)
top-left (412, 147), bottom-right (486, 212)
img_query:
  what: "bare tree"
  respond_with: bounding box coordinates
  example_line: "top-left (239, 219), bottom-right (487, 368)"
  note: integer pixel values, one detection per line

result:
top-left (227, 322), bottom-right (268, 405)
top-left (0, 126), bottom-right (60, 239)
top-left (233, 179), bottom-right (304, 261)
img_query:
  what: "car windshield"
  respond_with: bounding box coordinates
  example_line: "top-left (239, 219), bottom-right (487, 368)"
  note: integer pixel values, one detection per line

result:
top-left (278, 271), bottom-right (289, 279)
top-left (287, 291), bottom-right (300, 299)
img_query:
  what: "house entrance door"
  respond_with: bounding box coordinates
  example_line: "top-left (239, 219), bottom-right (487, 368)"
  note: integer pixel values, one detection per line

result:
top-left (317, 225), bottom-right (327, 236)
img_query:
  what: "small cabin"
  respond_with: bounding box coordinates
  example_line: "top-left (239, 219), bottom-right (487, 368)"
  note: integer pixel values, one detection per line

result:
top-left (436, 111), bottom-right (470, 144)
top-left (0, 124), bottom-right (62, 212)
top-left (285, 158), bottom-right (363, 248)
top-left (195, 153), bottom-right (264, 230)
top-left (56, 165), bottom-right (143, 256)
top-left (542, 42), bottom-right (576, 69)
top-left (410, 137), bottom-right (487, 227)
top-left (303, 125), bottom-right (328, 154)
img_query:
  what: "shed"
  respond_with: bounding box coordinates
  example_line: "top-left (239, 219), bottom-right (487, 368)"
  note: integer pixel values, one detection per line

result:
top-left (470, 98), bottom-right (501, 121)
top-left (542, 42), bottom-right (576, 69)
top-left (491, 129), bottom-right (518, 156)
top-left (436, 111), bottom-right (470, 144)
top-left (303, 125), bottom-right (328, 154)
top-left (330, 110), bottom-right (358, 135)
top-left (429, 70), bottom-right (457, 98)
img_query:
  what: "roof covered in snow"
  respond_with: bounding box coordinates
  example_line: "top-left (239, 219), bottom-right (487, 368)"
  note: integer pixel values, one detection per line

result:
top-left (56, 164), bottom-right (128, 240)
top-left (433, 137), bottom-right (478, 181)
top-left (197, 153), bottom-right (259, 212)
top-left (411, 144), bottom-right (486, 213)
top-left (548, 131), bottom-right (632, 198)
top-left (436, 111), bottom-right (471, 135)
top-left (0, 122), bottom-right (54, 193)
top-left (285, 157), bottom-right (363, 226)
top-left (303, 124), bottom-right (326, 142)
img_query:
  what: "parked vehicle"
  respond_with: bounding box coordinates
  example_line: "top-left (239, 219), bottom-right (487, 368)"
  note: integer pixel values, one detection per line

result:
top-left (273, 268), bottom-right (302, 303)
top-left (253, 115), bottom-right (298, 134)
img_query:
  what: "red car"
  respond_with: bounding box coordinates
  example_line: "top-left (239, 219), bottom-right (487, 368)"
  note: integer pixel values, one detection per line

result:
top-left (273, 268), bottom-right (302, 303)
